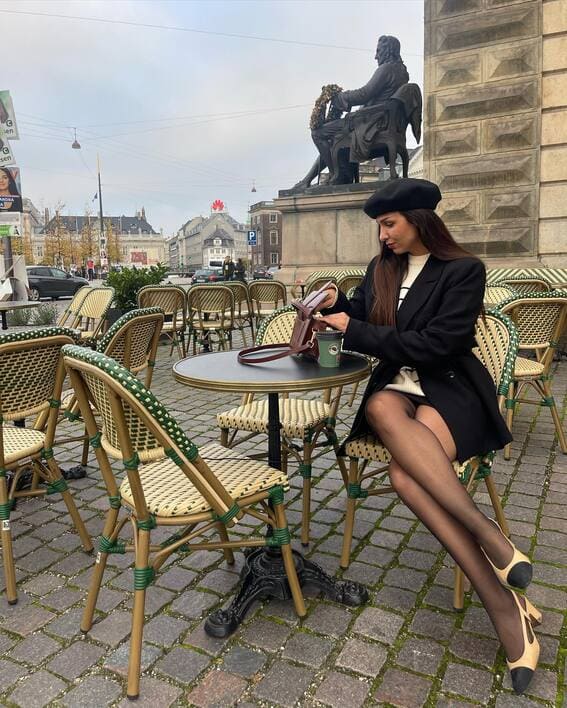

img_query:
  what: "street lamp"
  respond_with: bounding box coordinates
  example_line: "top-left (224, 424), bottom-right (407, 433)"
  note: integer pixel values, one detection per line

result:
top-left (71, 128), bottom-right (81, 150)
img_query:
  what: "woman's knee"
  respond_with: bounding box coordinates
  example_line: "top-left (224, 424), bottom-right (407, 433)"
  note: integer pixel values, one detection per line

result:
top-left (389, 461), bottom-right (411, 495)
top-left (365, 392), bottom-right (411, 436)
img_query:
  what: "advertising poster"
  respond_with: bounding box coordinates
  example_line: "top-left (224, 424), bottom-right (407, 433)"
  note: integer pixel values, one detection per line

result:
top-left (0, 165), bottom-right (22, 212)
top-left (131, 251), bottom-right (148, 265)
top-left (0, 91), bottom-right (19, 139)
top-left (0, 126), bottom-right (15, 167)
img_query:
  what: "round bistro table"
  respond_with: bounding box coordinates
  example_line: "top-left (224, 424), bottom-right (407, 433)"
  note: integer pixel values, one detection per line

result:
top-left (173, 348), bottom-right (371, 637)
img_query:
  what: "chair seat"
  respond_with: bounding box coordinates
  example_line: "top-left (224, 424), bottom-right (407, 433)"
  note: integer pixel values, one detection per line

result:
top-left (345, 434), bottom-right (465, 477)
top-left (217, 398), bottom-right (331, 439)
top-left (514, 356), bottom-right (545, 378)
top-left (1, 425), bottom-right (45, 465)
top-left (162, 322), bottom-right (184, 333)
top-left (79, 330), bottom-right (94, 339)
top-left (119, 442), bottom-right (288, 517)
top-left (190, 321), bottom-right (231, 331)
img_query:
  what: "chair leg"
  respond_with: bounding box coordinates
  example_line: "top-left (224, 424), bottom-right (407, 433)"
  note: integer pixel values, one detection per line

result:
top-left (81, 506), bottom-right (121, 633)
top-left (484, 475), bottom-right (509, 537)
top-left (0, 475), bottom-right (17, 604)
top-left (340, 457), bottom-right (359, 569)
top-left (220, 428), bottom-right (229, 447)
top-left (504, 380), bottom-right (516, 460)
top-left (272, 495), bottom-right (306, 618)
top-left (453, 565), bottom-right (465, 611)
top-left (127, 528), bottom-right (151, 700)
top-left (180, 331), bottom-right (187, 358)
top-left (45, 457), bottom-right (93, 552)
top-left (541, 378), bottom-right (567, 453)
top-left (300, 443), bottom-right (313, 546)
top-left (81, 428), bottom-right (89, 466)
top-left (347, 381), bottom-right (360, 407)
top-left (215, 521), bottom-right (235, 565)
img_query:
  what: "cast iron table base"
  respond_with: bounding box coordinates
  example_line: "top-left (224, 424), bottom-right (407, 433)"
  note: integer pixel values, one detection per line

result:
top-left (205, 545), bottom-right (368, 637)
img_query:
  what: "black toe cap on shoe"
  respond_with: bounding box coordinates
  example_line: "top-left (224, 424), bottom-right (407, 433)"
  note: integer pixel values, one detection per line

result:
top-left (507, 562), bottom-right (533, 589)
top-left (511, 667), bottom-right (535, 694)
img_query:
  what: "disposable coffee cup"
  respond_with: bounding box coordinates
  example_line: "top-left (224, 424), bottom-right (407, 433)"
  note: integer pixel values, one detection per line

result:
top-left (316, 330), bottom-right (344, 368)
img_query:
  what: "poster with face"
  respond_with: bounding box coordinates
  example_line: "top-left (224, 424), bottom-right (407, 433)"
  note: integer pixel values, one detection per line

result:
top-left (0, 126), bottom-right (15, 167)
top-left (0, 91), bottom-right (19, 139)
top-left (0, 165), bottom-right (23, 212)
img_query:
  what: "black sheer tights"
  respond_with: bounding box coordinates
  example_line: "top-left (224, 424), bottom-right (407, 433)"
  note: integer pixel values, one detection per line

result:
top-left (365, 390), bottom-right (527, 663)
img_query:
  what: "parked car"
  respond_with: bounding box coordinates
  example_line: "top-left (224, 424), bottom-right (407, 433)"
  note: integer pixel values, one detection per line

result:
top-left (252, 267), bottom-right (273, 280)
top-left (190, 268), bottom-right (224, 284)
top-left (26, 266), bottom-right (89, 301)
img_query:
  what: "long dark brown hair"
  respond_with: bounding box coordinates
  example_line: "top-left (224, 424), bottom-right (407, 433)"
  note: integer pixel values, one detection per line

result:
top-left (370, 209), bottom-right (480, 326)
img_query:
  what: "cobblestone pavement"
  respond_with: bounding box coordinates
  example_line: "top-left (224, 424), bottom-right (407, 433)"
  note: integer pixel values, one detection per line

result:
top-left (0, 324), bottom-right (566, 707)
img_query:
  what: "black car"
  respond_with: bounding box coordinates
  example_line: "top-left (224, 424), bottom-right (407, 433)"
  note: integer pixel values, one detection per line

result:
top-left (252, 267), bottom-right (273, 280)
top-left (190, 268), bottom-right (224, 284)
top-left (26, 266), bottom-right (89, 301)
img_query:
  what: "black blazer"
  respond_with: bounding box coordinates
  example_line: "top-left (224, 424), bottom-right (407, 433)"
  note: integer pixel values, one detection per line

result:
top-left (326, 255), bottom-right (512, 463)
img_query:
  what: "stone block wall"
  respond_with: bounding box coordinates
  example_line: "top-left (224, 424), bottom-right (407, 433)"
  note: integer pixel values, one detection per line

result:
top-left (424, 0), bottom-right (562, 261)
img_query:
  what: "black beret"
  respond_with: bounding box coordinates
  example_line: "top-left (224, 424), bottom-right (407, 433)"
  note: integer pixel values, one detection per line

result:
top-left (363, 178), bottom-right (442, 219)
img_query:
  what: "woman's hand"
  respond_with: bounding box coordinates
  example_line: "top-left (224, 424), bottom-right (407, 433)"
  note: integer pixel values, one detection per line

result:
top-left (318, 313), bottom-right (350, 333)
top-left (317, 287), bottom-right (338, 311)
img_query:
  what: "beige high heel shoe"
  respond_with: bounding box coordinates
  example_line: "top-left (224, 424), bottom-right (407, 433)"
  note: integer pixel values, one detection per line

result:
top-left (507, 591), bottom-right (540, 694)
top-left (483, 519), bottom-right (532, 589)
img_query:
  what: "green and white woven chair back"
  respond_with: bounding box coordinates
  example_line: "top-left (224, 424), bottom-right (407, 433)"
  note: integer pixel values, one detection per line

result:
top-left (138, 285), bottom-right (186, 324)
top-left (0, 328), bottom-right (76, 421)
top-left (249, 281), bottom-right (287, 309)
top-left (63, 346), bottom-right (198, 463)
top-left (96, 308), bottom-right (164, 372)
top-left (497, 276), bottom-right (551, 295)
top-left (305, 277), bottom-right (336, 296)
top-left (473, 311), bottom-right (519, 397)
top-left (484, 285), bottom-right (518, 307)
top-left (255, 305), bottom-right (296, 345)
top-left (305, 268), bottom-right (365, 289)
top-left (77, 287), bottom-right (115, 320)
top-left (216, 281), bottom-right (249, 307)
top-left (500, 292), bottom-right (567, 349)
top-left (487, 268), bottom-right (567, 287)
top-left (336, 274), bottom-right (363, 295)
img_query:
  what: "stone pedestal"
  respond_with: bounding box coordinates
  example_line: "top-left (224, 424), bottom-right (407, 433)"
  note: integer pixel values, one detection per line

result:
top-left (274, 182), bottom-right (380, 285)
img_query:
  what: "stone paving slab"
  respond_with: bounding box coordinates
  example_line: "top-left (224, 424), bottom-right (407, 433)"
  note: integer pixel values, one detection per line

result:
top-left (0, 323), bottom-right (565, 706)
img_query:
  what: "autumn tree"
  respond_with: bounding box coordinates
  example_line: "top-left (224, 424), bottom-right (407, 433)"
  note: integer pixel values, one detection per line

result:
top-left (44, 210), bottom-right (73, 268)
top-left (105, 218), bottom-right (121, 265)
top-left (80, 210), bottom-right (97, 267)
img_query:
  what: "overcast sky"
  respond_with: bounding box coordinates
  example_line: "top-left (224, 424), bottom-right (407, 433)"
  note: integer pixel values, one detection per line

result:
top-left (1, 0), bottom-right (424, 234)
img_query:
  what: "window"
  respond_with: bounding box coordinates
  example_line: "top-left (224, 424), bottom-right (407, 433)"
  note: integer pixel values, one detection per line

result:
top-left (50, 268), bottom-right (68, 279)
top-left (270, 230), bottom-right (278, 245)
top-left (270, 252), bottom-right (279, 264)
top-left (269, 213), bottom-right (278, 223)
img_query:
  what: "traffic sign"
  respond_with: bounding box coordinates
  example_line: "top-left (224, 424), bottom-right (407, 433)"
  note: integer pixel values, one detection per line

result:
top-left (247, 230), bottom-right (257, 246)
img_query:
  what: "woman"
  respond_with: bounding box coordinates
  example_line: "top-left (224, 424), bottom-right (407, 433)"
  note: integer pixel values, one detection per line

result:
top-left (0, 167), bottom-right (23, 212)
top-left (318, 178), bottom-right (540, 694)
top-left (235, 258), bottom-right (246, 282)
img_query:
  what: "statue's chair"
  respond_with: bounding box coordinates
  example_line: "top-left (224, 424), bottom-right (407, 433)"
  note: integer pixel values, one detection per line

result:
top-left (217, 306), bottom-right (346, 545)
top-left (499, 291), bottom-right (567, 459)
top-left (186, 285), bottom-right (235, 354)
top-left (137, 285), bottom-right (186, 358)
top-left (338, 311), bottom-right (519, 611)
top-left (63, 345), bottom-right (305, 700)
top-left (61, 308), bottom-right (165, 467)
top-left (0, 328), bottom-right (93, 604)
top-left (73, 286), bottom-right (115, 345)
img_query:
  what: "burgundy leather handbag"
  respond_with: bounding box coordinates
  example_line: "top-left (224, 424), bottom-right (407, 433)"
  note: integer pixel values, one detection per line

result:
top-left (237, 282), bottom-right (334, 365)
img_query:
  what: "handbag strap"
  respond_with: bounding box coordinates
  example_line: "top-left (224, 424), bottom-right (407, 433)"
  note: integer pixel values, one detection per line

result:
top-left (237, 340), bottom-right (311, 364)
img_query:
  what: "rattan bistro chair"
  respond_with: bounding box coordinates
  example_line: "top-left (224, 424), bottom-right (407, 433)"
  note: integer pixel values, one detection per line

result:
top-left (137, 284), bottom-right (187, 358)
top-left (484, 284), bottom-right (518, 308)
top-left (336, 273), bottom-right (364, 295)
top-left (497, 276), bottom-right (551, 295)
top-left (0, 328), bottom-right (93, 604)
top-left (62, 308), bottom-right (165, 466)
top-left (187, 284), bottom-right (235, 354)
top-left (219, 281), bottom-right (254, 345)
top-left (217, 306), bottom-right (346, 545)
top-left (500, 291), bottom-right (567, 459)
top-left (57, 285), bottom-right (91, 327)
top-left (248, 280), bottom-right (287, 328)
top-left (338, 311), bottom-right (519, 611)
top-left (74, 286), bottom-right (115, 344)
top-left (63, 346), bottom-right (305, 700)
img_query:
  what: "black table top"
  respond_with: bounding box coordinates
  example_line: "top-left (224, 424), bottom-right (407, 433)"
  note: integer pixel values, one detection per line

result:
top-left (172, 349), bottom-right (370, 394)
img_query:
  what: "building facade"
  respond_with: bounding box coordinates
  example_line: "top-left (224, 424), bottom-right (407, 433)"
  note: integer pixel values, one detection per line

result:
top-left (249, 201), bottom-right (282, 267)
top-left (39, 208), bottom-right (165, 267)
top-left (173, 206), bottom-right (248, 271)
top-left (424, 0), bottom-right (567, 264)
